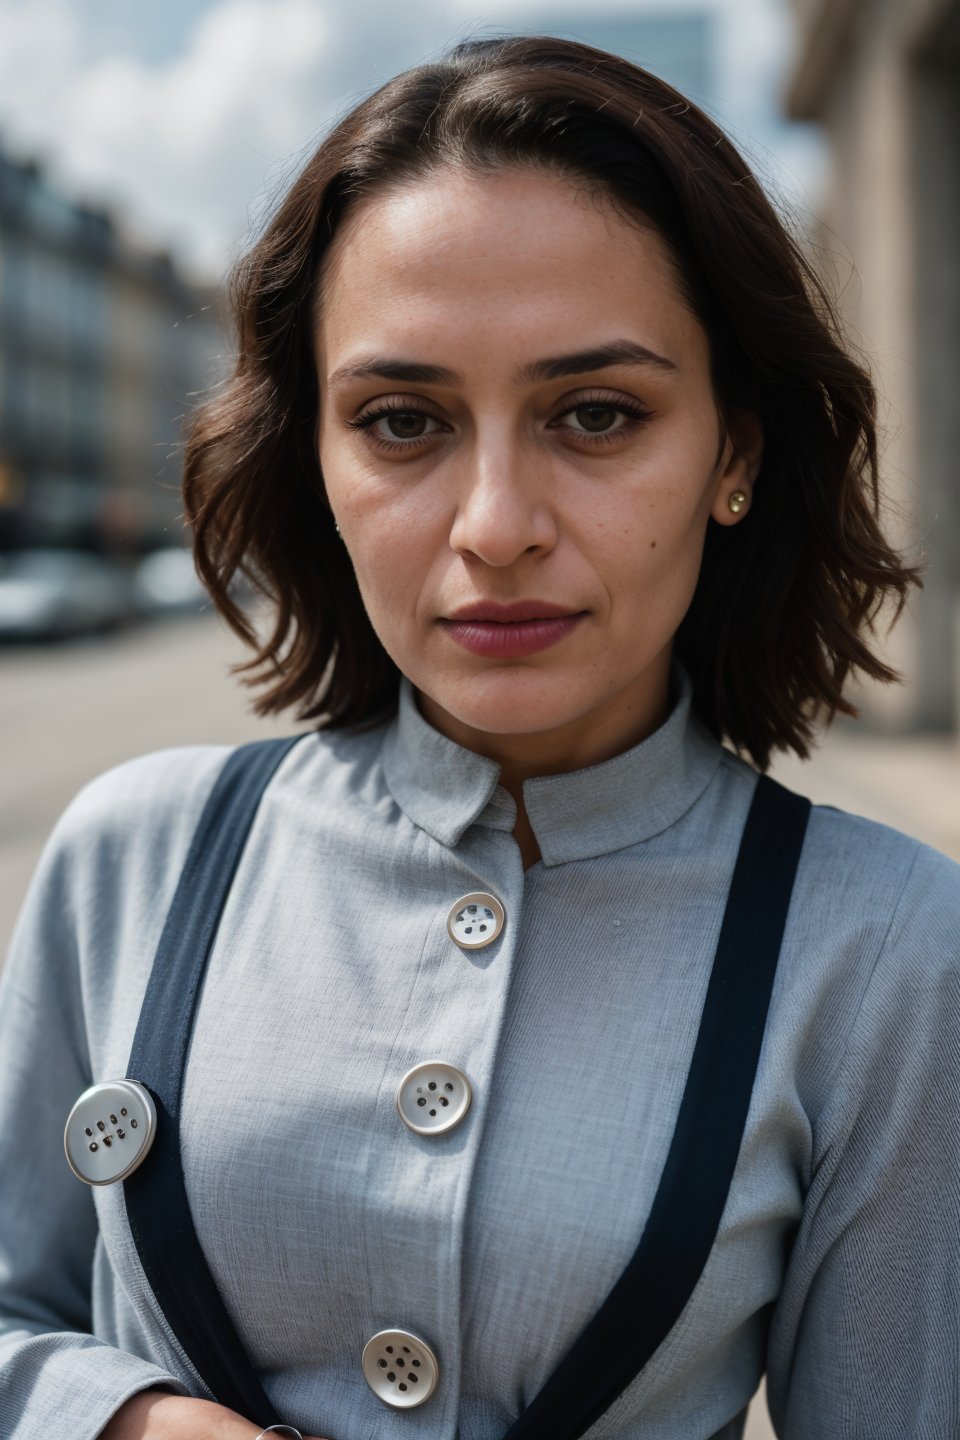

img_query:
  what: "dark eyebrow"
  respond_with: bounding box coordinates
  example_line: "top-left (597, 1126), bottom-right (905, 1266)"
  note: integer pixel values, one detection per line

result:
top-left (329, 357), bottom-right (461, 388)
top-left (517, 340), bottom-right (678, 383)
top-left (327, 339), bottom-right (677, 390)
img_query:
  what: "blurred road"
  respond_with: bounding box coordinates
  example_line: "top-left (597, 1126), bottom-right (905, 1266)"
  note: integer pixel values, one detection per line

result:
top-left (3, 612), bottom-right (959, 1440)
top-left (0, 611), bottom-right (308, 957)
top-left (4, 611), bottom-right (958, 956)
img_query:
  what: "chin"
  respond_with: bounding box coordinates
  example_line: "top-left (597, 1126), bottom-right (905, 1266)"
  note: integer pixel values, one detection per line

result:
top-left (422, 666), bottom-right (591, 739)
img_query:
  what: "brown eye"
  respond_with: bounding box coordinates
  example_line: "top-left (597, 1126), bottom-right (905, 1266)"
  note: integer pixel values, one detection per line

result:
top-left (349, 406), bottom-right (446, 446)
top-left (384, 411), bottom-right (430, 439)
top-left (572, 404), bottom-right (620, 433)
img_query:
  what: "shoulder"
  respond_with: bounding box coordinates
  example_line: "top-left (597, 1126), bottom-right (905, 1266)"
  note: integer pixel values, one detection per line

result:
top-left (796, 793), bottom-right (960, 956)
top-left (44, 721), bottom-right (396, 892)
top-left (772, 781), bottom-right (960, 1114)
top-left (4, 746), bottom-right (235, 1067)
top-left (805, 823), bottom-right (960, 1169)
top-left (66, 742), bottom-right (233, 813)
top-left (840, 822), bottom-right (960, 1005)
top-left (718, 746), bottom-right (958, 937)
top-left (19, 745), bottom-right (238, 957)
top-left (715, 750), bottom-right (960, 1077)
top-left (775, 772), bottom-right (960, 999)
top-left (50, 742), bottom-right (235, 863)
top-left (50, 709), bottom-right (394, 846)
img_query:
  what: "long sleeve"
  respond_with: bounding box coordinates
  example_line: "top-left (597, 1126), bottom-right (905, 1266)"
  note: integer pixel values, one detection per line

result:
top-left (4, 680), bottom-right (959, 1440)
top-left (765, 842), bottom-right (960, 1439)
top-left (0, 766), bottom-right (210, 1440)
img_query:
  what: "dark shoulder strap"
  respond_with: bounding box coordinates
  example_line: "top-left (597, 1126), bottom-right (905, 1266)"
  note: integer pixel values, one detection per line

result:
top-left (123, 749), bottom-right (809, 1436)
top-left (503, 774), bottom-right (811, 1440)
top-left (124, 735), bottom-right (307, 1428)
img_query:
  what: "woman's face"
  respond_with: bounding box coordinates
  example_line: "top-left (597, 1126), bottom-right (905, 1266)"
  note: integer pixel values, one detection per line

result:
top-left (316, 166), bottom-right (759, 758)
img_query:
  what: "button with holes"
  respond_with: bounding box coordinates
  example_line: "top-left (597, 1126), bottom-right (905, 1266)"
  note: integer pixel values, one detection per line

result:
top-left (446, 892), bottom-right (505, 950)
top-left (361, 1328), bottom-right (439, 1408)
top-left (64, 1079), bottom-right (157, 1186)
top-left (396, 1061), bottom-right (472, 1137)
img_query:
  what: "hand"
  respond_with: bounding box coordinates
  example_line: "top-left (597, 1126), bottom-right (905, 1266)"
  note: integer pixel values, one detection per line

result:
top-left (100, 1390), bottom-right (331, 1439)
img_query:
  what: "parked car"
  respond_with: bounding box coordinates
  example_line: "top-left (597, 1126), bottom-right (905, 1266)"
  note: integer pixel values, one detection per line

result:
top-left (133, 546), bottom-right (210, 618)
top-left (0, 549), bottom-right (135, 641)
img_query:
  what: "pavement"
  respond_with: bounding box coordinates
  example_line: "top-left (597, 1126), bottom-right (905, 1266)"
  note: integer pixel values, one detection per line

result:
top-left (769, 719), bottom-right (960, 863)
top-left (3, 612), bottom-right (958, 1440)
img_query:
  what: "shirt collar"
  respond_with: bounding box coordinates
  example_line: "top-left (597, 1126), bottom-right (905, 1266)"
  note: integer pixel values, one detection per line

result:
top-left (380, 663), bottom-right (723, 865)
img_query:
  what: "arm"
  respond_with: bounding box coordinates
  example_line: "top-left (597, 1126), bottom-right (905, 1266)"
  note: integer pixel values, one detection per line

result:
top-left (0, 797), bottom-right (196, 1440)
top-left (101, 1391), bottom-right (329, 1438)
top-left (766, 844), bottom-right (960, 1438)
top-left (2, 754), bottom-right (330, 1440)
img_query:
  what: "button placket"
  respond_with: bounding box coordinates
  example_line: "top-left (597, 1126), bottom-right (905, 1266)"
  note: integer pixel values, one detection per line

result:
top-left (369, 883), bottom-right (509, 1409)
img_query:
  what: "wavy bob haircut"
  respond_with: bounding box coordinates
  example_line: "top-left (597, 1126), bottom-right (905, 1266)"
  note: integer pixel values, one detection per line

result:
top-left (183, 33), bottom-right (919, 770)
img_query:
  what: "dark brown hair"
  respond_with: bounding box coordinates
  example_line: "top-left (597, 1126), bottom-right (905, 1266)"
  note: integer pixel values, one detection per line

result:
top-left (183, 33), bottom-right (919, 769)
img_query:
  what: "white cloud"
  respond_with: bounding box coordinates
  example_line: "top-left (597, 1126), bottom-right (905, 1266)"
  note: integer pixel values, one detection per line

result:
top-left (0, 0), bottom-right (333, 280)
top-left (0, 0), bottom-right (819, 282)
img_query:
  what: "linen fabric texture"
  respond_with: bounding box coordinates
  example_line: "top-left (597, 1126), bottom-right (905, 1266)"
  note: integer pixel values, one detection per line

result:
top-left (1, 668), bottom-right (958, 1440)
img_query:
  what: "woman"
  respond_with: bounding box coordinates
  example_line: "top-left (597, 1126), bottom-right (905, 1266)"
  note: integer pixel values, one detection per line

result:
top-left (1, 33), bottom-right (957, 1440)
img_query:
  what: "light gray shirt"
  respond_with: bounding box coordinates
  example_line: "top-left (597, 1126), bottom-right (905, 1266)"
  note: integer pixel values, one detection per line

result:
top-left (1, 669), bottom-right (958, 1440)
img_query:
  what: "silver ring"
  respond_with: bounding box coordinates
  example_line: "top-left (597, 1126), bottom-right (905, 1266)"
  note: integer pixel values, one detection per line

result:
top-left (254, 1427), bottom-right (303, 1439)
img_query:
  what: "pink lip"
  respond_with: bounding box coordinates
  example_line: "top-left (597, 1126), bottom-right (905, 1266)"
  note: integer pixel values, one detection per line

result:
top-left (439, 600), bottom-right (586, 658)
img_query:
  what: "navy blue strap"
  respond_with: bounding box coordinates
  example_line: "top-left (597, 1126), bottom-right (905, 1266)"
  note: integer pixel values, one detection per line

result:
top-left (124, 746), bottom-right (808, 1437)
top-left (502, 774), bottom-right (811, 1440)
top-left (124, 735), bottom-right (307, 1428)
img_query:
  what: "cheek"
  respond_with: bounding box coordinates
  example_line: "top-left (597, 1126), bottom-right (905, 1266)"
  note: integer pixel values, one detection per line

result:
top-left (323, 458), bottom-right (444, 631)
top-left (594, 478), bottom-right (713, 625)
top-left (598, 468), bottom-right (712, 561)
top-left (344, 533), bottom-right (427, 676)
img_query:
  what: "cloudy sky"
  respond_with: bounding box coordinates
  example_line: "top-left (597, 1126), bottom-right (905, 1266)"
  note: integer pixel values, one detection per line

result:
top-left (0, 0), bottom-right (822, 283)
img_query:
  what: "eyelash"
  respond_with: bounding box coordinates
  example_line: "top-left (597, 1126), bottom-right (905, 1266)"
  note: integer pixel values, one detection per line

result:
top-left (346, 392), bottom-right (653, 454)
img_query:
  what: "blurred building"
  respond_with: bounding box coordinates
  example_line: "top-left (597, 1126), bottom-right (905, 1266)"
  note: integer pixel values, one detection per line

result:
top-left (786, 0), bottom-right (960, 735)
top-left (0, 149), bottom-right (223, 554)
top-left (514, 10), bottom-right (714, 101)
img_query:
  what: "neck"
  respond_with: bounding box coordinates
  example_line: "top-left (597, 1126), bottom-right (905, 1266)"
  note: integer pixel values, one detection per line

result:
top-left (416, 654), bottom-right (674, 869)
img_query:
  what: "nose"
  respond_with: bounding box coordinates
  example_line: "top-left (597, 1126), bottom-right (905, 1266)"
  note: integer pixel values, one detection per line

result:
top-left (448, 434), bottom-right (558, 567)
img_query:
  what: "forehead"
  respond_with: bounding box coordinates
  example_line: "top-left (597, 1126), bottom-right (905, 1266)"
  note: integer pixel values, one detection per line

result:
top-left (315, 167), bottom-right (706, 375)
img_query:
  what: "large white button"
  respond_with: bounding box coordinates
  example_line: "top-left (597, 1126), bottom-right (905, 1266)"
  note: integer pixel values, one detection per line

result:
top-left (446, 892), bottom-right (505, 950)
top-left (64, 1080), bottom-right (157, 1186)
top-left (361, 1329), bottom-right (439, 1408)
top-left (396, 1061), bottom-right (472, 1136)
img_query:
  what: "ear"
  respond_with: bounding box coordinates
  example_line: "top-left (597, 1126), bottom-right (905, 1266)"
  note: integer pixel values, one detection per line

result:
top-left (709, 409), bottom-right (764, 527)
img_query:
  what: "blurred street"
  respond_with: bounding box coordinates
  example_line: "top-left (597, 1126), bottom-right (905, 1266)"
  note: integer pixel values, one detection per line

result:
top-left (0, 611), bottom-right (302, 954)
top-left (0, 5), bottom-right (957, 1435)
top-left (3, 612), bottom-right (960, 1440)
top-left (4, 613), bottom-right (959, 962)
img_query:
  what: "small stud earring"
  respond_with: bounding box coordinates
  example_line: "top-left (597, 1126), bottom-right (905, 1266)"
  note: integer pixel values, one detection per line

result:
top-left (728, 490), bottom-right (747, 515)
